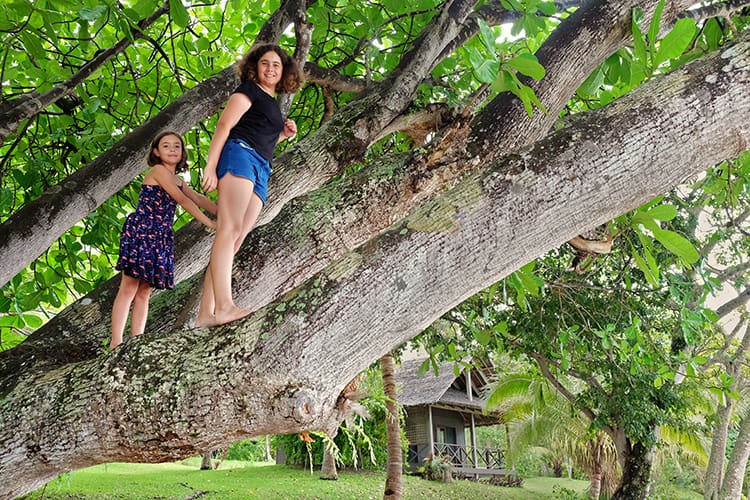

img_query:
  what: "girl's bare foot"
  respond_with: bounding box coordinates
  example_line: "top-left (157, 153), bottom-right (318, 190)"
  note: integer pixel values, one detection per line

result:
top-left (194, 314), bottom-right (216, 328)
top-left (214, 306), bottom-right (251, 326)
top-left (198, 306), bottom-right (250, 327)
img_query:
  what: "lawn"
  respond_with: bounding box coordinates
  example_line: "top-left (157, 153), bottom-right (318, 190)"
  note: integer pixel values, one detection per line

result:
top-left (19, 460), bottom-right (705, 499)
top-left (20, 460), bottom-right (590, 499)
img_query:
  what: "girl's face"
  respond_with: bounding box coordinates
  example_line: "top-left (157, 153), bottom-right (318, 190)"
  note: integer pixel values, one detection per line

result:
top-left (154, 134), bottom-right (183, 167)
top-left (257, 50), bottom-right (283, 90)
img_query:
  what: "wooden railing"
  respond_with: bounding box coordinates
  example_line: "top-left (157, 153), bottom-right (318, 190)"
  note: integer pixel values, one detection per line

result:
top-left (433, 442), bottom-right (505, 470)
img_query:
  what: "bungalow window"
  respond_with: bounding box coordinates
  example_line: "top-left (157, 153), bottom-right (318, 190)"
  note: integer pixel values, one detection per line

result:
top-left (435, 425), bottom-right (457, 444)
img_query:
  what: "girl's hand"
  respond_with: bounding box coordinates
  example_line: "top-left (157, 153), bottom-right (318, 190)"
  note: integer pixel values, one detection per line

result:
top-left (202, 165), bottom-right (218, 193)
top-left (282, 119), bottom-right (297, 139)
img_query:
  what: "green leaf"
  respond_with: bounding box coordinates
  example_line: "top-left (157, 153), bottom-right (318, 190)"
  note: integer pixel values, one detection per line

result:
top-left (631, 212), bottom-right (659, 233)
top-left (491, 69), bottom-right (516, 94)
top-left (20, 32), bottom-right (45, 61)
top-left (577, 67), bottom-right (604, 97)
top-left (505, 53), bottom-right (546, 80)
top-left (643, 246), bottom-right (659, 282)
top-left (537, 2), bottom-right (556, 16)
top-left (477, 18), bottom-right (497, 56)
top-left (475, 328), bottom-right (491, 346)
top-left (80, 6), bottom-right (108, 21)
top-left (654, 18), bottom-right (696, 67)
top-left (702, 18), bottom-right (723, 51)
top-left (631, 9), bottom-right (648, 65)
top-left (652, 228), bottom-right (700, 264)
top-left (169, 0), bottom-right (190, 29)
top-left (646, 204), bottom-right (677, 221)
top-left (633, 250), bottom-right (659, 287)
top-left (467, 47), bottom-right (499, 83)
top-left (648, 0), bottom-right (665, 57)
top-left (22, 313), bottom-right (43, 329)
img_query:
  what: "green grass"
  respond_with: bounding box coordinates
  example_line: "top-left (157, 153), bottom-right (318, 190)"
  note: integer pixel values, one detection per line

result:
top-left (21, 460), bottom-right (590, 499)
top-left (16, 460), bottom-right (707, 499)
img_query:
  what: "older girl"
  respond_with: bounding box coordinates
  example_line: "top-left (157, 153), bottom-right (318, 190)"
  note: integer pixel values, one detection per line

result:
top-left (197, 44), bottom-right (303, 327)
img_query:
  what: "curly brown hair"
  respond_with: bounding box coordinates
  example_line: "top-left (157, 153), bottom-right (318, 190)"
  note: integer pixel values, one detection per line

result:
top-left (237, 44), bottom-right (304, 94)
top-left (147, 131), bottom-right (188, 173)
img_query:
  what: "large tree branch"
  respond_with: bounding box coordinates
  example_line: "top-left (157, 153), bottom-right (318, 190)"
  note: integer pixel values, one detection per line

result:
top-left (467, 0), bottom-right (698, 161)
top-left (2, 31), bottom-right (749, 498)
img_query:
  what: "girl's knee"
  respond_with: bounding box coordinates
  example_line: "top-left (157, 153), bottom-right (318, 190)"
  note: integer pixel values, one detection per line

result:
top-left (117, 278), bottom-right (140, 298)
top-left (135, 284), bottom-right (153, 301)
top-left (217, 223), bottom-right (243, 241)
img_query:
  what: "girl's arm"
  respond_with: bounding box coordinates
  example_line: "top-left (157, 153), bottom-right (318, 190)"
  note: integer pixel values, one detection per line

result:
top-left (183, 185), bottom-right (217, 215)
top-left (151, 167), bottom-right (216, 230)
top-left (201, 92), bottom-right (252, 193)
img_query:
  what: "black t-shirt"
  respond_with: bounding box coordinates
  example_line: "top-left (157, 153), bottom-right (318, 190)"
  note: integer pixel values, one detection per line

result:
top-left (227, 81), bottom-right (283, 164)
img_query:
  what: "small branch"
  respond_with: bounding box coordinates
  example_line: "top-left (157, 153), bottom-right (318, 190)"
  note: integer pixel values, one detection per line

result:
top-left (0, 0), bottom-right (170, 144)
top-left (716, 288), bottom-right (750, 320)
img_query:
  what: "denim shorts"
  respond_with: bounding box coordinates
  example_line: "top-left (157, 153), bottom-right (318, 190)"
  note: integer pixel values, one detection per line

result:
top-left (216, 138), bottom-right (271, 204)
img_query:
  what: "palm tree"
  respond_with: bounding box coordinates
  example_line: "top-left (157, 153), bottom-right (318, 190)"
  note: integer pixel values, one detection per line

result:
top-left (382, 353), bottom-right (403, 499)
top-left (485, 372), bottom-right (620, 498)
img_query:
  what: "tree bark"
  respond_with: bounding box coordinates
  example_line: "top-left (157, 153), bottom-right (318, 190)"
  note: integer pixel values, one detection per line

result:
top-left (706, 323), bottom-right (750, 498)
top-left (611, 440), bottom-right (654, 500)
top-left (2, 34), bottom-right (750, 498)
top-left (382, 353), bottom-right (403, 500)
top-left (320, 440), bottom-right (339, 480)
top-left (704, 402), bottom-right (731, 499)
top-left (720, 409), bottom-right (750, 499)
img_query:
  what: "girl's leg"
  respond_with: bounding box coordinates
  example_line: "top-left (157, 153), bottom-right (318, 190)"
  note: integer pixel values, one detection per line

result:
top-left (130, 280), bottom-right (153, 337)
top-left (237, 193), bottom-right (264, 251)
top-left (110, 273), bottom-right (140, 349)
top-left (195, 267), bottom-right (216, 327)
top-left (195, 190), bottom-right (259, 327)
top-left (204, 174), bottom-right (255, 326)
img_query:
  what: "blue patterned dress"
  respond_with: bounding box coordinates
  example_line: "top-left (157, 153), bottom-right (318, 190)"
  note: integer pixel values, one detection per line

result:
top-left (115, 184), bottom-right (179, 289)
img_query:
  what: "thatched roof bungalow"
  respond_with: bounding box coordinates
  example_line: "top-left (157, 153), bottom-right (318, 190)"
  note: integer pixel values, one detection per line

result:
top-left (395, 357), bottom-right (506, 477)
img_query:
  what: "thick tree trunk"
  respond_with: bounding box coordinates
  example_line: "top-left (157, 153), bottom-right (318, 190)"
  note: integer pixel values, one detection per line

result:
top-left (382, 353), bottom-right (403, 500)
top-left (320, 428), bottom-right (339, 480)
top-left (2, 35), bottom-right (750, 498)
top-left (720, 408), bottom-right (750, 499)
top-left (200, 452), bottom-right (213, 470)
top-left (704, 403), bottom-right (731, 499)
top-left (611, 440), bottom-right (654, 500)
top-left (707, 324), bottom-right (750, 499)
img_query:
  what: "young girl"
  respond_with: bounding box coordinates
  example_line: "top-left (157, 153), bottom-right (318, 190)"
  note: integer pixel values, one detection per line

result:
top-left (197, 44), bottom-right (304, 327)
top-left (110, 131), bottom-right (217, 349)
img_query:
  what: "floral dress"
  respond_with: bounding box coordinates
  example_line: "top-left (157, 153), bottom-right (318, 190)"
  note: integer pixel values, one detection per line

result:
top-left (115, 184), bottom-right (179, 289)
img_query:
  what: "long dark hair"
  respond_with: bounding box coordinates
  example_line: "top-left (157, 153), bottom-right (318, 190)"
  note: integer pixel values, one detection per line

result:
top-left (147, 131), bottom-right (188, 173)
top-left (237, 44), bottom-right (304, 94)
